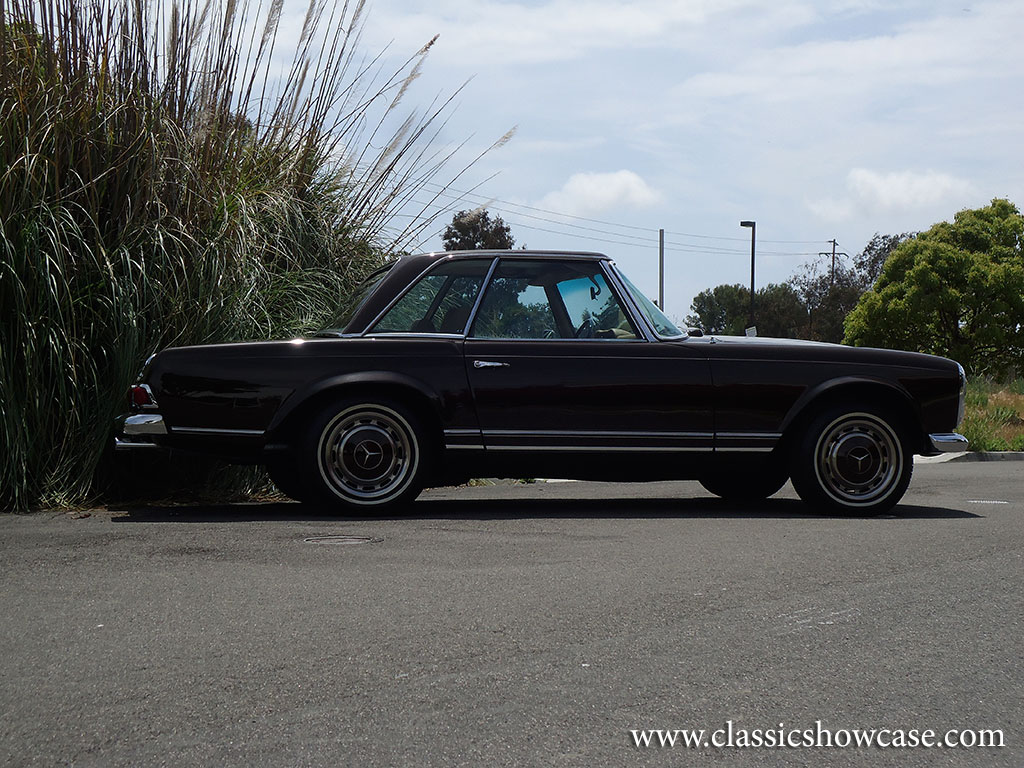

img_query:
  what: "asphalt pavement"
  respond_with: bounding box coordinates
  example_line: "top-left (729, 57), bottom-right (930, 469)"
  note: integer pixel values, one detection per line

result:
top-left (1, 462), bottom-right (1021, 767)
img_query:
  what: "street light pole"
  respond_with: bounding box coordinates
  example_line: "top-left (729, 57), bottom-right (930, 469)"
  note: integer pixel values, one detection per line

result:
top-left (740, 220), bottom-right (756, 330)
top-left (658, 228), bottom-right (665, 310)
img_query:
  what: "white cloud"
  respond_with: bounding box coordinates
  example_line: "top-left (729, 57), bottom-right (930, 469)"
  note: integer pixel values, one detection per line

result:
top-left (536, 171), bottom-right (661, 216)
top-left (361, 0), bottom-right (763, 64)
top-left (807, 168), bottom-right (977, 221)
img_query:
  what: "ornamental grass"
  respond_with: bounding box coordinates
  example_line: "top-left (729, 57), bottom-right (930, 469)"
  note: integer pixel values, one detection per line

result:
top-left (0, 0), bottom-right (504, 510)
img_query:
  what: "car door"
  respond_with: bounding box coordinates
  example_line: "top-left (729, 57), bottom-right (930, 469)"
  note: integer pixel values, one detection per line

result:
top-left (464, 257), bottom-right (714, 452)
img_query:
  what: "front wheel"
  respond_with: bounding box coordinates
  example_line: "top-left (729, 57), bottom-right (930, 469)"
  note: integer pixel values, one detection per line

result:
top-left (790, 406), bottom-right (913, 515)
top-left (298, 399), bottom-right (428, 513)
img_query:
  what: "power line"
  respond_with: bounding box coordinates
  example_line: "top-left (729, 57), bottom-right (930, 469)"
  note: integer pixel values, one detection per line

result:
top-left (406, 197), bottom-right (823, 257)
top-left (421, 180), bottom-right (829, 246)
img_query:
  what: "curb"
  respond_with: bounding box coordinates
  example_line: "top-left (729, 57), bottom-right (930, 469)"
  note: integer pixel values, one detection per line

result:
top-left (916, 451), bottom-right (1024, 464)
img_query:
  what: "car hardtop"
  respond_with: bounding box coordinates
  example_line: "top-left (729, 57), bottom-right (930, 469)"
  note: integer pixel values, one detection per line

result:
top-left (342, 249), bottom-right (616, 335)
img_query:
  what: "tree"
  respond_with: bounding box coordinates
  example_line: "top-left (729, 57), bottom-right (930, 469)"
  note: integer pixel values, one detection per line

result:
top-left (756, 283), bottom-right (809, 338)
top-left (686, 283), bottom-right (807, 337)
top-left (686, 284), bottom-right (749, 335)
top-left (791, 262), bottom-right (863, 343)
top-left (854, 232), bottom-right (915, 287)
top-left (790, 232), bottom-right (914, 343)
top-left (844, 199), bottom-right (1024, 377)
top-left (442, 208), bottom-right (514, 250)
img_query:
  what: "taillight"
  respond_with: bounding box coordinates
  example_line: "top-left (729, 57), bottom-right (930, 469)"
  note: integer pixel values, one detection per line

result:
top-left (129, 384), bottom-right (158, 409)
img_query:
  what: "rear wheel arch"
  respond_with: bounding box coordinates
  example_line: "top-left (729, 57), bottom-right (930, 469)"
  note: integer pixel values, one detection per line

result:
top-left (266, 378), bottom-right (444, 452)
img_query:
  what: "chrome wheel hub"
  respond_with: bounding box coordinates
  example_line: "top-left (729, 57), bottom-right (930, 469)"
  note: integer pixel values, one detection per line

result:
top-left (815, 413), bottom-right (902, 506)
top-left (318, 407), bottom-right (415, 502)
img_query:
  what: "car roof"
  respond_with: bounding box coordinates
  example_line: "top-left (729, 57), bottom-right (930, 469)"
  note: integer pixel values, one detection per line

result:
top-left (401, 250), bottom-right (611, 268)
top-left (343, 250), bottom-right (614, 334)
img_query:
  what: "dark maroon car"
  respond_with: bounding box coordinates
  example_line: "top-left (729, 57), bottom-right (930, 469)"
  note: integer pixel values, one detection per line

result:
top-left (116, 250), bottom-right (967, 514)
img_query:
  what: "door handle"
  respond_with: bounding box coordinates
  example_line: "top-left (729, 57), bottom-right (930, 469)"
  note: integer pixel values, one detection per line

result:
top-left (473, 360), bottom-right (510, 368)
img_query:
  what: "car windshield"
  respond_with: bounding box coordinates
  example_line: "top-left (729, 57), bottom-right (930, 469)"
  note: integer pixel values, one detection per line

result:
top-left (615, 267), bottom-right (684, 338)
top-left (316, 261), bottom-right (396, 336)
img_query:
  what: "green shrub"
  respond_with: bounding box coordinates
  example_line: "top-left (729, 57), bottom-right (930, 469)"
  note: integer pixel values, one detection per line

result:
top-left (1, 0), bottom-right (505, 510)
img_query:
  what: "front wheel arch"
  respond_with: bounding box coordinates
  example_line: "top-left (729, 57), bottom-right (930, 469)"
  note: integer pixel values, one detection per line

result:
top-left (777, 382), bottom-right (921, 459)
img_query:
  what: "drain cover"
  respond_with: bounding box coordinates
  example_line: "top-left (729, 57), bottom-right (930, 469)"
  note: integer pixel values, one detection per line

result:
top-left (303, 534), bottom-right (382, 545)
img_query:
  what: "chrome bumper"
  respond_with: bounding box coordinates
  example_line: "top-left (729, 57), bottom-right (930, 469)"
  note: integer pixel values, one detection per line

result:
top-left (123, 414), bottom-right (167, 435)
top-left (114, 413), bottom-right (167, 451)
top-left (927, 432), bottom-right (969, 453)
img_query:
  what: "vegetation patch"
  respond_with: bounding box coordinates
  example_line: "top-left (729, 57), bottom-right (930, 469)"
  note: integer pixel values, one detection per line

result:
top-left (960, 379), bottom-right (1024, 451)
top-left (1, 0), bottom-right (507, 511)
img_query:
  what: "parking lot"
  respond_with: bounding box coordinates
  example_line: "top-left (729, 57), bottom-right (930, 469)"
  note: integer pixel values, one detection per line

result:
top-left (1, 461), bottom-right (1020, 767)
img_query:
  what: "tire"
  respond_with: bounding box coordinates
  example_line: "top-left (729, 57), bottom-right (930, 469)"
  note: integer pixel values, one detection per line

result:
top-left (298, 399), bottom-right (427, 513)
top-left (699, 463), bottom-right (788, 501)
top-left (790, 405), bottom-right (913, 515)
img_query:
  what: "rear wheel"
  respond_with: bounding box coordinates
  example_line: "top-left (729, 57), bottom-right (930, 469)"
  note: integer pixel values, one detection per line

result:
top-left (298, 399), bottom-right (428, 513)
top-left (790, 405), bottom-right (912, 515)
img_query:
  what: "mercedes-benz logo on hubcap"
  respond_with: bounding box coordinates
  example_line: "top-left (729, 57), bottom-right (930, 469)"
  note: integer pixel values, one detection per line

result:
top-left (848, 447), bottom-right (872, 472)
top-left (353, 440), bottom-right (384, 470)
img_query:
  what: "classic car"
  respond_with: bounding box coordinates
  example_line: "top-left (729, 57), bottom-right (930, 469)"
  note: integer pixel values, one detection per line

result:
top-left (116, 249), bottom-right (968, 514)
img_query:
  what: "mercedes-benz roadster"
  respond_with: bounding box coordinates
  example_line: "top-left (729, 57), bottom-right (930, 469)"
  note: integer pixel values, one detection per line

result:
top-left (116, 250), bottom-right (967, 514)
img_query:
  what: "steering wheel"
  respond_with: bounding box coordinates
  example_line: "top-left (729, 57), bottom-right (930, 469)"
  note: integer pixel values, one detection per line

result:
top-left (574, 318), bottom-right (594, 338)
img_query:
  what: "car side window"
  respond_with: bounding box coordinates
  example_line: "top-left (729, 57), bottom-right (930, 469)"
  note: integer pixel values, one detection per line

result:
top-left (369, 259), bottom-right (491, 334)
top-left (470, 260), bottom-right (639, 340)
top-left (555, 272), bottom-right (638, 340)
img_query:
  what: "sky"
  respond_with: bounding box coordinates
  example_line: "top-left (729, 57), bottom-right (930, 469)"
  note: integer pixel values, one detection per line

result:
top-left (280, 0), bottom-right (1024, 322)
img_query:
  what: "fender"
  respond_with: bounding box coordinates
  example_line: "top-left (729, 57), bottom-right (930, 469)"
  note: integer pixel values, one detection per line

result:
top-left (778, 375), bottom-right (918, 434)
top-left (267, 370), bottom-right (443, 436)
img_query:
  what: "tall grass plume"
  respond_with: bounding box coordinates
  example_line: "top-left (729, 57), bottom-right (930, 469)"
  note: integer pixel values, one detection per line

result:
top-left (0, 0), bottom-right (500, 510)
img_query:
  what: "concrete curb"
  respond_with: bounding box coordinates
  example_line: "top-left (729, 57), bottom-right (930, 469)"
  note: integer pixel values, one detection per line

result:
top-left (915, 451), bottom-right (1024, 464)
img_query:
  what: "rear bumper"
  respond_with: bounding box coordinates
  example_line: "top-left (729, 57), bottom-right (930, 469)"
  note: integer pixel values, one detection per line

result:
top-left (123, 414), bottom-right (167, 435)
top-left (114, 413), bottom-right (167, 451)
top-left (927, 432), bottom-right (969, 453)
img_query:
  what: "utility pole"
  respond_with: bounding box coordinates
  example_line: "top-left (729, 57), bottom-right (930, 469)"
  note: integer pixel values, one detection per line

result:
top-left (658, 228), bottom-right (665, 310)
top-left (740, 220), bottom-right (756, 330)
top-left (829, 239), bottom-right (838, 284)
top-left (820, 239), bottom-right (849, 285)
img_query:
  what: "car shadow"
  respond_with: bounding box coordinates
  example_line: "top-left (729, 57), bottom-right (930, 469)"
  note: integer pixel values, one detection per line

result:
top-left (109, 496), bottom-right (980, 523)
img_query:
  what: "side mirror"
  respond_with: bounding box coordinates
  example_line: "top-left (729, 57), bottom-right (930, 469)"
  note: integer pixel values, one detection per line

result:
top-left (687, 328), bottom-right (704, 337)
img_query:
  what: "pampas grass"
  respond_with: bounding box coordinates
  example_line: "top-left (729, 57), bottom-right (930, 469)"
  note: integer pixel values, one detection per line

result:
top-left (0, 0), bottom-right (498, 510)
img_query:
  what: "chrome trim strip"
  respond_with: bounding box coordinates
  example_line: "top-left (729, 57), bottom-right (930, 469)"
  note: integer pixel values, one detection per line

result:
top-left (716, 447), bottom-right (775, 453)
top-left (928, 432), bottom-right (968, 453)
top-left (114, 437), bottom-right (164, 451)
top-left (172, 426), bottom-right (265, 436)
top-left (362, 332), bottom-right (464, 339)
top-left (123, 414), bottom-right (167, 435)
top-left (444, 444), bottom-right (484, 450)
top-left (463, 336), bottom-right (649, 344)
top-left (717, 432), bottom-right (783, 440)
top-left (444, 429), bottom-right (482, 436)
top-left (482, 429), bottom-right (712, 438)
top-left (486, 445), bottom-right (713, 453)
